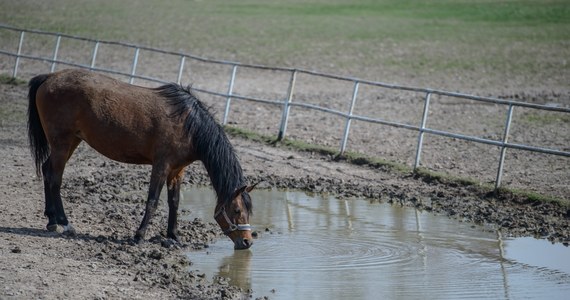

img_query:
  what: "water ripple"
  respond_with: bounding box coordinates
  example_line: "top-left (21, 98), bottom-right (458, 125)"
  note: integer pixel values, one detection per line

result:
top-left (250, 231), bottom-right (422, 272)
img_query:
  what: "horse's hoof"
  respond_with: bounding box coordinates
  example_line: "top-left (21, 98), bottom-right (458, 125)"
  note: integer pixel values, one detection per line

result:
top-left (161, 238), bottom-right (181, 249)
top-left (46, 224), bottom-right (58, 232)
top-left (133, 235), bottom-right (144, 244)
top-left (166, 232), bottom-right (180, 242)
top-left (62, 224), bottom-right (76, 236)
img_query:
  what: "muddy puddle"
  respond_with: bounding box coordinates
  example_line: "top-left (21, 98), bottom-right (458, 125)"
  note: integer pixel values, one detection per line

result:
top-left (182, 187), bottom-right (570, 299)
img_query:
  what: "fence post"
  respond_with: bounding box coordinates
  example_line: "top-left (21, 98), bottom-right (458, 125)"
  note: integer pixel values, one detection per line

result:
top-left (129, 47), bottom-right (140, 84)
top-left (339, 81), bottom-right (360, 155)
top-left (90, 41), bottom-right (99, 70)
top-left (176, 55), bottom-right (186, 85)
top-left (277, 70), bottom-right (297, 141)
top-left (495, 104), bottom-right (514, 189)
top-left (222, 65), bottom-right (238, 125)
top-left (50, 35), bottom-right (61, 73)
top-left (414, 92), bottom-right (432, 169)
top-left (12, 31), bottom-right (25, 78)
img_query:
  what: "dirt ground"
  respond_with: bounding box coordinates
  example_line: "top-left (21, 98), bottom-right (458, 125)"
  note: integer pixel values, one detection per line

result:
top-left (0, 76), bottom-right (569, 299)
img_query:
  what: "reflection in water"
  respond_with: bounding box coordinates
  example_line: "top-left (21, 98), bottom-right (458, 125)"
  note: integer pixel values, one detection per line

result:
top-left (182, 187), bottom-right (570, 299)
top-left (217, 249), bottom-right (252, 290)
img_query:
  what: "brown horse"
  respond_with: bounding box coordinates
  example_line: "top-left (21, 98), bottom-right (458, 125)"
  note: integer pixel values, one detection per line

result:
top-left (27, 69), bottom-right (255, 249)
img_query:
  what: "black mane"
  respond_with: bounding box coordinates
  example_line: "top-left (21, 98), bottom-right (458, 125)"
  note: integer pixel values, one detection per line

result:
top-left (154, 84), bottom-right (252, 213)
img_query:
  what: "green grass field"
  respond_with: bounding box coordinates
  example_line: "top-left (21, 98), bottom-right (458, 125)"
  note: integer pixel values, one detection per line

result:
top-left (1, 0), bottom-right (569, 90)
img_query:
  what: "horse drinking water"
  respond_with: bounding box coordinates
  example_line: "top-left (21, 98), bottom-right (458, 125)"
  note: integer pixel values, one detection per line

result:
top-left (27, 69), bottom-right (254, 249)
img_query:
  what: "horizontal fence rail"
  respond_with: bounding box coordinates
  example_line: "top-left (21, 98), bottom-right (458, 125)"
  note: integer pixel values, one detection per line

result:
top-left (1, 24), bottom-right (569, 191)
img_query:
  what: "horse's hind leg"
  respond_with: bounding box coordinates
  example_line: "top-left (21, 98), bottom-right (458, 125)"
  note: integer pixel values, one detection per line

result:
top-left (43, 138), bottom-right (81, 234)
top-left (42, 157), bottom-right (58, 231)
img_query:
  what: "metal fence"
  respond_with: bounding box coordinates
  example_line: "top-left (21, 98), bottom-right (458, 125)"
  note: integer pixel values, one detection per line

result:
top-left (1, 24), bottom-right (569, 190)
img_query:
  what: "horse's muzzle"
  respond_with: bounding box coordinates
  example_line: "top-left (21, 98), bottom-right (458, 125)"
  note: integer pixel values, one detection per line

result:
top-left (234, 237), bottom-right (253, 250)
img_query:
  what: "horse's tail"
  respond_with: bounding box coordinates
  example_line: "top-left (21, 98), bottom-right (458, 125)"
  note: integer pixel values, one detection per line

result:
top-left (27, 74), bottom-right (50, 177)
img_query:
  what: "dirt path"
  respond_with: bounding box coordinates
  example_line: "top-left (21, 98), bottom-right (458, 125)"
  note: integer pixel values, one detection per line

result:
top-left (0, 82), bottom-right (568, 299)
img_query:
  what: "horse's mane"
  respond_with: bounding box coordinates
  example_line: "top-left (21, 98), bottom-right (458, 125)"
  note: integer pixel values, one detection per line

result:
top-left (154, 84), bottom-right (252, 213)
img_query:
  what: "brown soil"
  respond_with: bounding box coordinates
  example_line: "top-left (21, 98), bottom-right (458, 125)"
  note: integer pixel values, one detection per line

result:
top-left (0, 76), bottom-right (568, 299)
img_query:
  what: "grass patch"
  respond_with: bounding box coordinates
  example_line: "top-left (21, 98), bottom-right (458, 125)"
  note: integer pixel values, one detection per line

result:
top-left (496, 187), bottom-right (570, 208)
top-left (279, 138), bottom-right (337, 157)
top-left (0, 74), bottom-right (26, 86)
top-left (414, 167), bottom-right (482, 187)
top-left (223, 126), bottom-right (274, 144)
top-left (339, 151), bottom-right (411, 173)
top-left (414, 167), bottom-right (569, 207)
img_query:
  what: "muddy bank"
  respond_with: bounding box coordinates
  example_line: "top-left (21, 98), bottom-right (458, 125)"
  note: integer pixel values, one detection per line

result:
top-left (0, 82), bottom-right (568, 299)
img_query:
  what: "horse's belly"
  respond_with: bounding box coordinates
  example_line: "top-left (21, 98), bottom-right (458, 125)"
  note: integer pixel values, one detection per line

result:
top-left (76, 130), bottom-right (154, 165)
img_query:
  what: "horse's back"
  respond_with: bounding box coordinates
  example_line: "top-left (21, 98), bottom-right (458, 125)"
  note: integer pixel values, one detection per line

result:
top-left (37, 69), bottom-right (162, 129)
top-left (34, 69), bottom-right (177, 164)
top-left (40, 69), bottom-right (150, 102)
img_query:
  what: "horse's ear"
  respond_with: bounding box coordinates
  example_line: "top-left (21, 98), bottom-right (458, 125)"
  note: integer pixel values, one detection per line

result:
top-left (245, 181), bottom-right (260, 193)
top-left (232, 185), bottom-right (248, 199)
top-left (233, 181), bottom-right (260, 198)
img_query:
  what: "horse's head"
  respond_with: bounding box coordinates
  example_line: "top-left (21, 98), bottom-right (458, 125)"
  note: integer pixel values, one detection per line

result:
top-left (214, 185), bottom-right (256, 250)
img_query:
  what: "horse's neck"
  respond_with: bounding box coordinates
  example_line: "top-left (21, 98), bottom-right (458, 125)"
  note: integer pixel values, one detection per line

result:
top-left (199, 138), bottom-right (244, 203)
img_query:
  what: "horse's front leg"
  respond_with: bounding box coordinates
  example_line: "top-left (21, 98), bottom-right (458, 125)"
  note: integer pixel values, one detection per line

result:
top-left (134, 165), bottom-right (167, 242)
top-left (166, 169), bottom-right (185, 241)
